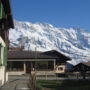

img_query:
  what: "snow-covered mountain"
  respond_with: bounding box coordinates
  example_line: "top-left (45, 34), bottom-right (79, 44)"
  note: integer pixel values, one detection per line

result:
top-left (9, 20), bottom-right (90, 65)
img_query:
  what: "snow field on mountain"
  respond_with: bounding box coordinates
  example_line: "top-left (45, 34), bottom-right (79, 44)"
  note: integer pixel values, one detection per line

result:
top-left (9, 20), bottom-right (90, 65)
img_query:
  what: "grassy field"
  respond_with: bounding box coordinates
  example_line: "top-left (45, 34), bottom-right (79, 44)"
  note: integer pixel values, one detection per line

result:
top-left (36, 80), bottom-right (90, 90)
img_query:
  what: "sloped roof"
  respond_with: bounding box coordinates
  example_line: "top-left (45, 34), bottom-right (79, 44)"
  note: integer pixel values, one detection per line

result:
top-left (8, 50), bottom-right (71, 61)
top-left (8, 51), bottom-right (53, 59)
top-left (74, 62), bottom-right (90, 67)
top-left (82, 62), bottom-right (90, 67)
top-left (43, 50), bottom-right (71, 60)
top-left (73, 62), bottom-right (90, 71)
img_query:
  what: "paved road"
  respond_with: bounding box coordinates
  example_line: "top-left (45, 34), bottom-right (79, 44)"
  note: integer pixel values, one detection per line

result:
top-left (0, 75), bottom-right (30, 90)
top-left (1, 75), bottom-right (89, 90)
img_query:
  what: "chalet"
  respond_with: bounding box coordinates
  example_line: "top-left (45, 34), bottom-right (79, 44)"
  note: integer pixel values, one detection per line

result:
top-left (73, 62), bottom-right (90, 79)
top-left (73, 62), bottom-right (90, 72)
top-left (0, 0), bottom-right (14, 85)
top-left (7, 50), bottom-right (71, 75)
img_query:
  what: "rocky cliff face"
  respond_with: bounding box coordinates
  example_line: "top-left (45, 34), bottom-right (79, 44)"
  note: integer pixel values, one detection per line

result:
top-left (9, 20), bottom-right (90, 65)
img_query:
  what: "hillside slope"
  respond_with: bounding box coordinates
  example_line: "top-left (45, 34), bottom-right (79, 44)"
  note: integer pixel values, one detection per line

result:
top-left (9, 20), bottom-right (90, 65)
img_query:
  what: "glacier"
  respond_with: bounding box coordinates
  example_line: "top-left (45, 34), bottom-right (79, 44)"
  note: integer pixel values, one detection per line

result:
top-left (9, 20), bottom-right (90, 65)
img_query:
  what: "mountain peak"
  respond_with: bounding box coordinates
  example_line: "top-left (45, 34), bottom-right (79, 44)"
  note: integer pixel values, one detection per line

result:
top-left (9, 20), bottom-right (90, 65)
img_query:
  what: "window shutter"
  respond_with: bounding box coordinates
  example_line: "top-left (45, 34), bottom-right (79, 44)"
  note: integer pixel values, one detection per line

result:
top-left (0, 1), bottom-right (6, 19)
top-left (4, 47), bottom-right (7, 66)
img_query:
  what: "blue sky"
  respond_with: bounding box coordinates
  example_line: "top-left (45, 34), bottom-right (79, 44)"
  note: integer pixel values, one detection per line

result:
top-left (11, 0), bottom-right (90, 32)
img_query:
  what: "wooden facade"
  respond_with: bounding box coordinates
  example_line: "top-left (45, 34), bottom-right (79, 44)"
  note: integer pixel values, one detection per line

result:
top-left (73, 62), bottom-right (90, 79)
top-left (73, 62), bottom-right (90, 72)
top-left (0, 0), bottom-right (14, 47)
top-left (7, 50), bottom-right (71, 74)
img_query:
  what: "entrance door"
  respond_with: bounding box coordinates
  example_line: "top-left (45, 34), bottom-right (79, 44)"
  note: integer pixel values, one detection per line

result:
top-left (26, 62), bottom-right (31, 73)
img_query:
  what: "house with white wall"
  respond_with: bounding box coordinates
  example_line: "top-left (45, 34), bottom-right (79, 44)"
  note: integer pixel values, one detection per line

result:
top-left (0, 36), bottom-right (8, 86)
top-left (0, 0), bottom-right (14, 86)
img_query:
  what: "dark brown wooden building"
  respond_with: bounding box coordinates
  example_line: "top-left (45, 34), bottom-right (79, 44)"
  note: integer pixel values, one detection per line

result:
top-left (73, 62), bottom-right (90, 79)
top-left (0, 0), bottom-right (14, 46)
top-left (73, 62), bottom-right (90, 72)
top-left (7, 50), bottom-right (71, 74)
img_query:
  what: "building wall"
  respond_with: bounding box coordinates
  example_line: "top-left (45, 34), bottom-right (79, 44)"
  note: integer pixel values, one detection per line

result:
top-left (0, 36), bottom-right (7, 86)
top-left (7, 60), bottom-right (56, 75)
top-left (0, 66), bottom-right (8, 85)
top-left (8, 71), bottom-right (25, 75)
top-left (7, 59), bottom-right (67, 76)
top-left (55, 65), bottom-right (66, 74)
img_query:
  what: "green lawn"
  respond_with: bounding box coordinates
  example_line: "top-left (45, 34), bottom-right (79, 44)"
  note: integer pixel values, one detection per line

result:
top-left (36, 80), bottom-right (90, 90)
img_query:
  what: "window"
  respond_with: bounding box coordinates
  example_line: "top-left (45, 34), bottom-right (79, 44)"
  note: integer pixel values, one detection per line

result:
top-left (58, 67), bottom-right (63, 71)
